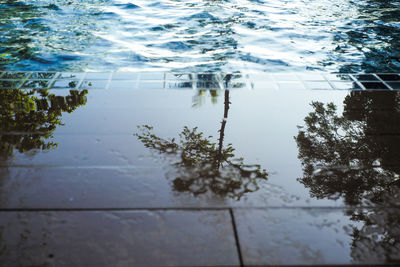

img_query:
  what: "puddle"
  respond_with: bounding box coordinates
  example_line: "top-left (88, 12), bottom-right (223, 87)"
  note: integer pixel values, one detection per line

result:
top-left (1, 72), bottom-right (400, 264)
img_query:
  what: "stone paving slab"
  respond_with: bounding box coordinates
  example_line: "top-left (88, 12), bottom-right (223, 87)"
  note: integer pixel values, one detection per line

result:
top-left (2, 88), bottom-right (400, 210)
top-left (0, 166), bottom-right (321, 209)
top-left (233, 207), bottom-right (400, 265)
top-left (2, 72), bottom-right (400, 265)
top-left (0, 210), bottom-right (239, 267)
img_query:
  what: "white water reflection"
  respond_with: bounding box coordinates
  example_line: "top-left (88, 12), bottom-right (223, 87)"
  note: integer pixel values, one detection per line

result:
top-left (1, 0), bottom-right (399, 72)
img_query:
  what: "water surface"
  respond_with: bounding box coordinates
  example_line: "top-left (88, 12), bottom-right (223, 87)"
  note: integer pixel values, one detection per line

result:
top-left (1, 0), bottom-right (400, 72)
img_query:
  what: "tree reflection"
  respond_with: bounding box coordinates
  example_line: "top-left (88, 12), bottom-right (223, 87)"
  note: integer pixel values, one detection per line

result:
top-left (295, 90), bottom-right (400, 263)
top-left (0, 88), bottom-right (88, 160)
top-left (296, 91), bottom-right (400, 205)
top-left (136, 80), bottom-right (267, 200)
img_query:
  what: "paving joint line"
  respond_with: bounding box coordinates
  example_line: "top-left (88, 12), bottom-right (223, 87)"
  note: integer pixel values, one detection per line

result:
top-left (374, 73), bottom-right (393, 90)
top-left (0, 205), bottom-right (397, 212)
top-left (105, 72), bottom-right (113, 90)
top-left (47, 72), bottom-right (61, 89)
top-left (229, 208), bottom-right (244, 267)
top-left (16, 72), bottom-right (32, 89)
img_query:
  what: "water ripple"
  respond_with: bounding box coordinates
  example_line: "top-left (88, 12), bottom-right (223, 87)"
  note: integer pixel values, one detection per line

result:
top-left (0, 0), bottom-right (399, 72)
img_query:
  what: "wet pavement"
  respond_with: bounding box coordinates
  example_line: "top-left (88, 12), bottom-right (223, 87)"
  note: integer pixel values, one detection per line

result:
top-left (1, 72), bottom-right (400, 266)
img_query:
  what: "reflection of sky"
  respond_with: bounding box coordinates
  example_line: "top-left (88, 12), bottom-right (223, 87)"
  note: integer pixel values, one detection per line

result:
top-left (4, 86), bottom-right (345, 207)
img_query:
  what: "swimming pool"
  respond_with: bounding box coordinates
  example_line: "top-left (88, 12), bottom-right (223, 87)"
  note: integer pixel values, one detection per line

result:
top-left (1, 0), bottom-right (400, 72)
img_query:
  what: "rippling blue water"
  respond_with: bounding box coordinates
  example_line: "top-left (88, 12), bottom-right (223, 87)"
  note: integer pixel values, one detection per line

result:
top-left (1, 0), bottom-right (400, 72)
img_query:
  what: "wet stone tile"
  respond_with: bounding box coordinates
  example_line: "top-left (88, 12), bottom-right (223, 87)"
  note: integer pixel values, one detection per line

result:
top-left (0, 166), bottom-right (210, 209)
top-left (0, 88), bottom-right (356, 209)
top-left (0, 80), bottom-right (23, 89)
top-left (354, 74), bottom-right (379, 81)
top-left (377, 74), bottom-right (400, 81)
top-left (84, 72), bottom-right (112, 80)
top-left (138, 72), bottom-right (165, 81)
top-left (272, 73), bottom-right (299, 81)
top-left (360, 81), bottom-right (390, 90)
top-left (80, 79), bottom-right (108, 89)
top-left (1, 72), bottom-right (29, 79)
top-left (3, 87), bottom-right (400, 211)
top-left (297, 73), bottom-right (325, 81)
top-left (387, 82), bottom-right (400, 90)
top-left (323, 74), bottom-right (353, 82)
top-left (167, 81), bottom-right (195, 89)
top-left (111, 72), bottom-right (139, 80)
top-left (247, 73), bottom-right (273, 82)
top-left (21, 79), bottom-right (50, 89)
top-left (164, 73), bottom-right (193, 81)
top-left (0, 135), bottom-right (158, 167)
top-left (277, 81), bottom-right (306, 90)
top-left (51, 79), bottom-right (80, 89)
top-left (251, 80), bottom-right (278, 90)
top-left (0, 210), bottom-right (239, 267)
top-left (234, 208), bottom-right (356, 265)
top-left (331, 81), bottom-right (362, 90)
top-left (30, 72), bottom-right (57, 80)
top-left (138, 80), bottom-right (166, 90)
top-left (108, 80), bottom-right (138, 89)
top-left (347, 207), bottom-right (400, 263)
top-left (305, 81), bottom-right (333, 90)
top-left (57, 72), bottom-right (84, 80)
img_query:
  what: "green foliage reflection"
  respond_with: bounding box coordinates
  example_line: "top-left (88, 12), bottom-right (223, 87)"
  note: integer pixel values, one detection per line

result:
top-left (136, 89), bottom-right (267, 200)
top-left (296, 91), bottom-right (400, 263)
top-left (296, 91), bottom-right (400, 205)
top-left (136, 125), bottom-right (267, 199)
top-left (0, 88), bottom-right (87, 159)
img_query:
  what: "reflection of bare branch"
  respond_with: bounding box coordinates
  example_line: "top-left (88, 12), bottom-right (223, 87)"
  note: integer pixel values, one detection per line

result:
top-left (217, 90), bottom-right (230, 166)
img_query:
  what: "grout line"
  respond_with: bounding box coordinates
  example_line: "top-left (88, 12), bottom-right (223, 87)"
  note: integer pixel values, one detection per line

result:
top-left (105, 72), bottom-right (113, 90)
top-left (163, 72), bottom-right (166, 90)
top-left (295, 73), bottom-right (308, 90)
top-left (0, 165), bottom-right (158, 169)
top-left (46, 72), bottom-right (61, 89)
top-left (0, 207), bottom-right (232, 212)
top-left (349, 74), bottom-right (366, 90)
top-left (321, 73), bottom-right (336, 89)
top-left (3, 72), bottom-right (400, 91)
top-left (374, 73), bottom-right (393, 90)
top-left (16, 72), bottom-right (32, 89)
top-left (75, 72), bottom-right (87, 89)
top-left (0, 205), bottom-right (397, 212)
top-left (229, 208), bottom-right (244, 267)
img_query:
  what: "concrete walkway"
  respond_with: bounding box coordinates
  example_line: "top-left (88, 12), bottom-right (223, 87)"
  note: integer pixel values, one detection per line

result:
top-left (1, 72), bottom-right (399, 266)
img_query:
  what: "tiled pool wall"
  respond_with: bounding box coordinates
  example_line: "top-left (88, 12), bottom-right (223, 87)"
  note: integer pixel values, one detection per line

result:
top-left (1, 71), bottom-right (400, 90)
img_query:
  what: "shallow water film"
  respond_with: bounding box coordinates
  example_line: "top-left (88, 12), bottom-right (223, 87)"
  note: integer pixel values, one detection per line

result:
top-left (1, 0), bottom-right (400, 72)
top-left (1, 72), bottom-right (400, 265)
top-left (1, 0), bottom-right (400, 265)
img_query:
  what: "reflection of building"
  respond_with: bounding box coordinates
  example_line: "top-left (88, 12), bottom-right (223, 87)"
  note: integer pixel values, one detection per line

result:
top-left (167, 73), bottom-right (248, 90)
top-left (166, 73), bottom-right (247, 107)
